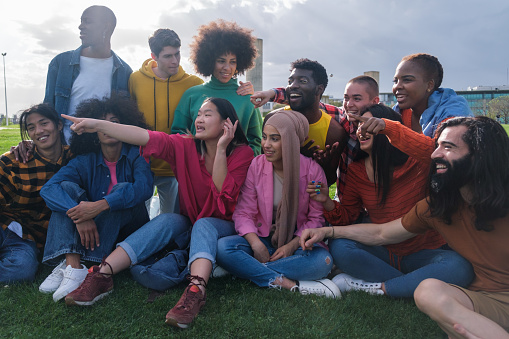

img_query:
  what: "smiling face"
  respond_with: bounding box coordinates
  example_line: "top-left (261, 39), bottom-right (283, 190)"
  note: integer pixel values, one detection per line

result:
top-left (431, 125), bottom-right (470, 174)
top-left (262, 124), bottom-right (283, 165)
top-left (392, 60), bottom-right (434, 113)
top-left (152, 45), bottom-right (181, 79)
top-left (212, 53), bottom-right (237, 83)
top-left (195, 101), bottom-right (225, 141)
top-left (344, 81), bottom-right (379, 126)
top-left (356, 111), bottom-right (374, 153)
top-left (97, 113), bottom-right (121, 146)
top-left (78, 7), bottom-right (109, 47)
top-left (430, 125), bottom-right (473, 192)
top-left (26, 112), bottom-right (62, 153)
top-left (286, 68), bottom-right (320, 112)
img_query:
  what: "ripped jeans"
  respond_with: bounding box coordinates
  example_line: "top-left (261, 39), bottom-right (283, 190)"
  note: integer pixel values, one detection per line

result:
top-left (217, 235), bottom-right (333, 287)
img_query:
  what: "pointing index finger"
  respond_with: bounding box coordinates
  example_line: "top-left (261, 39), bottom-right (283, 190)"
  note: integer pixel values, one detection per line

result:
top-left (347, 113), bottom-right (368, 122)
top-left (61, 114), bottom-right (77, 122)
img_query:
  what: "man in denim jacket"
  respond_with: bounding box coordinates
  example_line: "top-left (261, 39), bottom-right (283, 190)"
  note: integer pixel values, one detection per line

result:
top-left (43, 5), bottom-right (132, 143)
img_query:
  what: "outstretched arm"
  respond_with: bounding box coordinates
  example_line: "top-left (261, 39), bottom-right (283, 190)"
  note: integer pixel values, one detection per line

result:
top-left (300, 218), bottom-right (416, 250)
top-left (62, 114), bottom-right (150, 146)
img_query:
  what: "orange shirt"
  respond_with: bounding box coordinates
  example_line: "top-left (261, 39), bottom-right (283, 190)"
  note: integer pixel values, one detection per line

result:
top-left (403, 199), bottom-right (509, 292)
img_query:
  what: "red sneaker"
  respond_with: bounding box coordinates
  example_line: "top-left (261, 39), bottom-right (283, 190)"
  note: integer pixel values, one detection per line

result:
top-left (65, 265), bottom-right (113, 306)
top-left (165, 275), bottom-right (207, 329)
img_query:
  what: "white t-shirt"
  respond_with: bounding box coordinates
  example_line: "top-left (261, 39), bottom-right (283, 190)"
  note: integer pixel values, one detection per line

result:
top-left (64, 56), bottom-right (113, 142)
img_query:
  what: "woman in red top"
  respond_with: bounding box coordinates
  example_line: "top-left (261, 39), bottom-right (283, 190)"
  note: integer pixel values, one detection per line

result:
top-left (307, 104), bottom-right (474, 298)
top-left (59, 98), bottom-right (253, 323)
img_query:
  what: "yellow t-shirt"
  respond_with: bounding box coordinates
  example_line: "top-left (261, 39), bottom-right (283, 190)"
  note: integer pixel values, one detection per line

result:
top-left (284, 107), bottom-right (330, 150)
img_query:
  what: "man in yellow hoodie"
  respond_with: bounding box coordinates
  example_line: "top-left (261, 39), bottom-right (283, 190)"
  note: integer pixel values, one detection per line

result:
top-left (130, 29), bottom-right (254, 216)
top-left (129, 29), bottom-right (203, 215)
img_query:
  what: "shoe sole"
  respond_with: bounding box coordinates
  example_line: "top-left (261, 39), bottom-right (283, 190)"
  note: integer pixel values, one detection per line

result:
top-left (165, 317), bottom-right (190, 329)
top-left (39, 287), bottom-right (58, 294)
top-left (65, 289), bottom-right (113, 306)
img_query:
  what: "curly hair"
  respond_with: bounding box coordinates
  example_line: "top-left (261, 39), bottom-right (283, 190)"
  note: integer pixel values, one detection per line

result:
top-left (189, 20), bottom-right (257, 76)
top-left (290, 58), bottom-right (328, 90)
top-left (149, 28), bottom-right (181, 57)
top-left (70, 94), bottom-right (149, 156)
top-left (401, 53), bottom-right (443, 91)
top-left (19, 103), bottom-right (62, 142)
top-left (428, 116), bottom-right (509, 231)
top-left (356, 104), bottom-right (409, 206)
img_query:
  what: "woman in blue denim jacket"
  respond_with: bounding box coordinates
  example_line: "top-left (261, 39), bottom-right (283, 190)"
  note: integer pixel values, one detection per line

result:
top-left (39, 95), bottom-right (153, 302)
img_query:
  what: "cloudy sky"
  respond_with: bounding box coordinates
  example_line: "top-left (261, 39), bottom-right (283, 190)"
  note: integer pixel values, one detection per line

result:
top-left (1, 0), bottom-right (508, 117)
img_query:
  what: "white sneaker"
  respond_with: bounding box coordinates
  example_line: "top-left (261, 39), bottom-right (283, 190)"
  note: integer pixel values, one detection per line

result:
top-left (210, 265), bottom-right (229, 278)
top-left (39, 261), bottom-right (66, 293)
top-left (52, 264), bottom-right (88, 302)
top-left (332, 273), bottom-right (384, 295)
top-left (293, 279), bottom-right (341, 299)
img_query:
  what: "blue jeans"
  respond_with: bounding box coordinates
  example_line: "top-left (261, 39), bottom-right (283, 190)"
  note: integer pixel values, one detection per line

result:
top-left (217, 235), bottom-right (333, 287)
top-left (43, 182), bottom-right (148, 264)
top-left (188, 217), bottom-right (236, 266)
top-left (118, 213), bottom-right (191, 265)
top-left (329, 238), bottom-right (474, 298)
top-left (0, 228), bottom-right (39, 283)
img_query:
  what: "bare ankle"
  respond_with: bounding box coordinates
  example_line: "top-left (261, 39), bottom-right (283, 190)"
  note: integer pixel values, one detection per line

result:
top-left (272, 276), bottom-right (296, 290)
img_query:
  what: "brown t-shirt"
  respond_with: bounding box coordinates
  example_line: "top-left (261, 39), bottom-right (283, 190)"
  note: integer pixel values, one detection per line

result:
top-left (402, 198), bottom-right (509, 292)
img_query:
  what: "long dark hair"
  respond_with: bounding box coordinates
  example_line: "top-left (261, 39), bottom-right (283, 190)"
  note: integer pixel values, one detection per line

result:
top-left (428, 116), bottom-right (509, 231)
top-left (356, 104), bottom-right (409, 205)
top-left (195, 97), bottom-right (249, 156)
top-left (19, 103), bottom-right (62, 142)
top-left (70, 94), bottom-right (149, 156)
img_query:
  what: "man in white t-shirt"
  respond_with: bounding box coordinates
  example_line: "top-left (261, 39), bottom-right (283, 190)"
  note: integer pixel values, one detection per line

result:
top-left (44, 5), bottom-right (132, 143)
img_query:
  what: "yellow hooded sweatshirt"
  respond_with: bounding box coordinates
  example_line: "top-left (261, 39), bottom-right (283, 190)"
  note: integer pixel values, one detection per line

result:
top-left (129, 59), bottom-right (203, 176)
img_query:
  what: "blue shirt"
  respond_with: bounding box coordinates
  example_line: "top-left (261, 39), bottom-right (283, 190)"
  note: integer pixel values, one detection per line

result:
top-left (41, 144), bottom-right (153, 213)
top-left (43, 46), bottom-right (132, 118)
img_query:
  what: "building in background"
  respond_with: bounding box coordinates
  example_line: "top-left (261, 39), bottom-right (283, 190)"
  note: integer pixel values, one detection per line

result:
top-left (364, 71), bottom-right (379, 86)
top-left (380, 85), bottom-right (509, 116)
top-left (246, 38), bottom-right (263, 92)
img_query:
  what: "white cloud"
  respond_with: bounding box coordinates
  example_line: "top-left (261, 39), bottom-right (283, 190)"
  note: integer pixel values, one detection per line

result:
top-left (1, 0), bottom-right (509, 117)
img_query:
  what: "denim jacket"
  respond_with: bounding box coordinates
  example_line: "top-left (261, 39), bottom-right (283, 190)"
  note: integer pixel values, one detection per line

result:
top-left (41, 144), bottom-right (153, 213)
top-left (43, 46), bottom-right (132, 116)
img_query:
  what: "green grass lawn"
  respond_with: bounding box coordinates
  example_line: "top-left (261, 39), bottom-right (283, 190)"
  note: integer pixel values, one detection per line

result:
top-left (0, 124), bottom-right (445, 338)
top-left (0, 125), bottom-right (20, 154)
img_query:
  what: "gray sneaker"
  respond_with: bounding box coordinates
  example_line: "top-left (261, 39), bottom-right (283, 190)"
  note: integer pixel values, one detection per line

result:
top-left (210, 265), bottom-right (229, 278)
top-left (52, 264), bottom-right (88, 302)
top-left (332, 273), bottom-right (384, 295)
top-left (293, 279), bottom-right (341, 299)
top-left (39, 261), bottom-right (66, 293)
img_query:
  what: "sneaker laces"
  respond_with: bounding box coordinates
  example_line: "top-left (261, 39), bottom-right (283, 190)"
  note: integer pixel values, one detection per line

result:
top-left (176, 275), bottom-right (206, 311)
top-left (73, 259), bottom-right (113, 294)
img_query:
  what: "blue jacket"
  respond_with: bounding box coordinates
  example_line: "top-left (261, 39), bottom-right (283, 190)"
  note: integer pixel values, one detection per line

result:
top-left (394, 88), bottom-right (473, 137)
top-left (41, 144), bottom-right (153, 213)
top-left (43, 46), bottom-right (132, 117)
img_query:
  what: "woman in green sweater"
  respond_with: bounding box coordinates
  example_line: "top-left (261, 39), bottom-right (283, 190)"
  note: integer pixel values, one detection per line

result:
top-left (171, 20), bottom-right (262, 156)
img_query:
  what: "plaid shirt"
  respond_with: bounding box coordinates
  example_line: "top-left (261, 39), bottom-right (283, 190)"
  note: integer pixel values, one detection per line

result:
top-left (273, 88), bottom-right (359, 199)
top-left (0, 146), bottom-right (72, 248)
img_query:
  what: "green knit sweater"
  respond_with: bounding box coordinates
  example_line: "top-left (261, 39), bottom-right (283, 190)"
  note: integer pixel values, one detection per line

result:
top-left (171, 76), bottom-right (262, 155)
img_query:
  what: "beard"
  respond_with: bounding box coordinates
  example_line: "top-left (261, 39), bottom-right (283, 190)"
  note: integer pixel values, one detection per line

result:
top-left (430, 154), bottom-right (473, 193)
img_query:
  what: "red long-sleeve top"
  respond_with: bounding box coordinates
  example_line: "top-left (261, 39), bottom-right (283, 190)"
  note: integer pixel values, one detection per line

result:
top-left (324, 119), bottom-right (445, 258)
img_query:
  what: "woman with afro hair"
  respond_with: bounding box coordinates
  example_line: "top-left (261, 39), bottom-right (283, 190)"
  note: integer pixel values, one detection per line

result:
top-left (171, 19), bottom-right (262, 156)
top-left (39, 95), bottom-right (153, 302)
